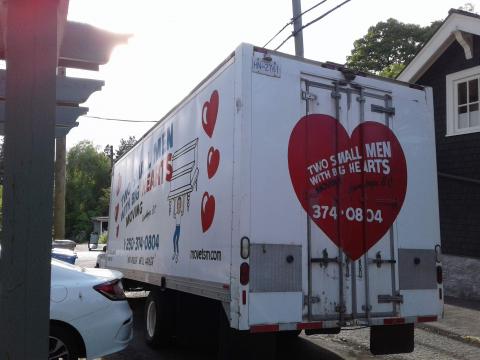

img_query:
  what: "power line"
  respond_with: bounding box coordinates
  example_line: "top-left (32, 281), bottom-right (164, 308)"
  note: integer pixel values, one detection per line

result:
top-left (263, 0), bottom-right (330, 48)
top-left (274, 0), bottom-right (353, 52)
top-left (82, 115), bottom-right (157, 123)
top-left (294, 0), bottom-right (330, 22)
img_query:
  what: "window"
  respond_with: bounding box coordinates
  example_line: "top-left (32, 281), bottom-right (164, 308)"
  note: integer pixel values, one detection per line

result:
top-left (446, 66), bottom-right (480, 136)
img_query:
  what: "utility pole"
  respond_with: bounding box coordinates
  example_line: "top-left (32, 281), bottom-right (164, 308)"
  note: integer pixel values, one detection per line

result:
top-left (109, 144), bottom-right (114, 169)
top-left (291, 0), bottom-right (304, 57)
top-left (0, 0), bottom-right (65, 358)
top-left (54, 67), bottom-right (67, 240)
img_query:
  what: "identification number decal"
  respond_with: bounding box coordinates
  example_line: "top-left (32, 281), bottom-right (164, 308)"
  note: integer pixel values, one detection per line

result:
top-left (252, 54), bottom-right (281, 78)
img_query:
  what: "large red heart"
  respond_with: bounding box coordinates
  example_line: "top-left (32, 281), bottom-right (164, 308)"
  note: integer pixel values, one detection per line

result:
top-left (114, 203), bottom-right (120, 222)
top-left (288, 114), bottom-right (407, 261)
top-left (202, 90), bottom-right (219, 138)
top-left (201, 192), bottom-right (215, 232)
top-left (116, 174), bottom-right (122, 196)
top-left (207, 146), bottom-right (220, 179)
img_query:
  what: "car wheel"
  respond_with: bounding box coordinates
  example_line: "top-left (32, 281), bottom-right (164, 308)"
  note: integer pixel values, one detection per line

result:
top-left (144, 289), bottom-right (174, 348)
top-left (49, 323), bottom-right (81, 360)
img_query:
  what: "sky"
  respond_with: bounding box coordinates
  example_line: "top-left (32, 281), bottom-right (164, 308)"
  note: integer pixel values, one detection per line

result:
top-left (65, 0), bottom-right (479, 150)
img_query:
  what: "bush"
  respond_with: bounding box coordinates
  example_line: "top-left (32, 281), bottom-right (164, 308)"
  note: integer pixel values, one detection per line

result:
top-left (99, 232), bottom-right (108, 244)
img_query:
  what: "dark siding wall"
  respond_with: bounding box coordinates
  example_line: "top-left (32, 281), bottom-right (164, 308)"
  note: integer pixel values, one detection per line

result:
top-left (418, 36), bottom-right (480, 258)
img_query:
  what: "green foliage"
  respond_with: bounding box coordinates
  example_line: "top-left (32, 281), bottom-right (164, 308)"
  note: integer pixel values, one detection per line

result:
top-left (346, 18), bottom-right (441, 75)
top-left (105, 136), bottom-right (137, 163)
top-left (379, 63), bottom-right (406, 79)
top-left (0, 137), bottom-right (4, 182)
top-left (65, 141), bottom-right (111, 241)
top-left (115, 136), bottom-right (137, 160)
top-left (99, 232), bottom-right (108, 244)
top-left (459, 2), bottom-right (475, 12)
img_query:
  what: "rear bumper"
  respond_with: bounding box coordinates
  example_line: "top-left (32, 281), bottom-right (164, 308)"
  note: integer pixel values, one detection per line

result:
top-left (249, 315), bottom-right (439, 333)
top-left (71, 300), bottom-right (133, 359)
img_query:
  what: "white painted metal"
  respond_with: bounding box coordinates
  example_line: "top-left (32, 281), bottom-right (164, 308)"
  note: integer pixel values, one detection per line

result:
top-left (249, 292), bottom-right (303, 325)
top-left (107, 56), bottom-right (236, 287)
top-left (105, 43), bottom-right (442, 332)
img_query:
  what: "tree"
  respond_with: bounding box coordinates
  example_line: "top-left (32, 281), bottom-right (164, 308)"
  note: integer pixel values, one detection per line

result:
top-left (65, 140), bottom-right (111, 241)
top-left (0, 137), bottom-right (4, 185)
top-left (116, 136), bottom-right (137, 159)
top-left (459, 2), bottom-right (475, 12)
top-left (104, 136), bottom-right (137, 164)
top-left (346, 18), bottom-right (442, 78)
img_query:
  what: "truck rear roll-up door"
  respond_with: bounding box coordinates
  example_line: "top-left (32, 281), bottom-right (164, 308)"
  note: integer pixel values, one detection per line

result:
top-left (300, 76), bottom-right (401, 324)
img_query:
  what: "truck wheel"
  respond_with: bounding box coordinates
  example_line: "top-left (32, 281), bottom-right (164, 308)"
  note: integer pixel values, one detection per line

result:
top-left (370, 323), bottom-right (414, 355)
top-left (144, 289), bottom-right (174, 348)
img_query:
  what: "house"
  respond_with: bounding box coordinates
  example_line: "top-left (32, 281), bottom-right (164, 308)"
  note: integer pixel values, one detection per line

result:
top-left (398, 9), bottom-right (480, 300)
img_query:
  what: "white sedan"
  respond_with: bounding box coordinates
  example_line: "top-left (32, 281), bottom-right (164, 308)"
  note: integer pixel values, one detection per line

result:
top-left (50, 259), bottom-right (133, 359)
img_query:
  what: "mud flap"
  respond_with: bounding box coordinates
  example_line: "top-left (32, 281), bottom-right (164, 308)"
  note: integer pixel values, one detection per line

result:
top-left (370, 323), bottom-right (414, 355)
top-left (217, 308), bottom-right (276, 360)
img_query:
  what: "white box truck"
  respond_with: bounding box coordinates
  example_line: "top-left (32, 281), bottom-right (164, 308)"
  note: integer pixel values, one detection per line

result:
top-left (101, 43), bottom-right (443, 356)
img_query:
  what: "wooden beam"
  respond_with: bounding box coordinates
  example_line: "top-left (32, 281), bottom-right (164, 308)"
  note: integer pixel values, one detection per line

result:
top-left (454, 30), bottom-right (474, 60)
top-left (0, 0), bottom-right (60, 358)
top-left (0, 70), bottom-right (104, 103)
top-left (0, 21), bottom-right (130, 71)
top-left (0, 103), bottom-right (87, 137)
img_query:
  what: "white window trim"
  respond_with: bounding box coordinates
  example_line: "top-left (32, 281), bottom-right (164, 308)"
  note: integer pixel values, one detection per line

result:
top-left (446, 65), bottom-right (480, 136)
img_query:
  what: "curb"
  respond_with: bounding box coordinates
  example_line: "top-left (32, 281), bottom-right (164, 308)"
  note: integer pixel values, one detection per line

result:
top-left (417, 323), bottom-right (480, 348)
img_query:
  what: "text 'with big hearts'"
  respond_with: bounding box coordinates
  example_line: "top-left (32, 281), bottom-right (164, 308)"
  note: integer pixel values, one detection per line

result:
top-left (288, 114), bottom-right (407, 261)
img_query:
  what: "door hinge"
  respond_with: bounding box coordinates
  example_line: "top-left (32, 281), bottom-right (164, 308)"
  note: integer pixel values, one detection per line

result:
top-left (302, 90), bottom-right (317, 101)
top-left (371, 104), bottom-right (395, 115)
top-left (377, 294), bottom-right (404, 304)
top-left (370, 251), bottom-right (396, 268)
top-left (304, 295), bottom-right (320, 306)
top-left (311, 249), bottom-right (339, 268)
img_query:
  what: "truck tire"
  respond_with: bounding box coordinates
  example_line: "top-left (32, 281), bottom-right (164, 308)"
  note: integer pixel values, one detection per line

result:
top-left (370, 323), bottom-right (414, 355)
top-left (217, 306), bottom-right (234, 360)
top-left (144, 289), bottom-right (174, 348)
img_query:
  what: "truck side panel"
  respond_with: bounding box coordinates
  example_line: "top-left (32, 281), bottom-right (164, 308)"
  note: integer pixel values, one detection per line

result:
top-left (106, 59), bottom-right (236, 297)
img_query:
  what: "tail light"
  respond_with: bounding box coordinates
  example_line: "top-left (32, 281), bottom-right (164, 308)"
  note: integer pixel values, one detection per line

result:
top-left (436, 265), bottom-right (443, 284)
top-left (240, 237), bottom-right (250, 259)
top-left (94, 279), bottom-right (126, 301)
top-left (240, 262), bottom-right (249, 286)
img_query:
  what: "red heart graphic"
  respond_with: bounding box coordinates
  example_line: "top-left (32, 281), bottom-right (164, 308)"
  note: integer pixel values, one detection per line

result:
top-left (201, 192), bottom-right (215, 232)
top-left (202, 90), bottom-right (219, 138)
top-left (288, 114), bottom-right (407, 261)
top-left (207, 147), bottom-right (220, 179)
top-left (114, 203), bottom-right (120, 222)
top-left (116, 175), bottom-right (122, 196)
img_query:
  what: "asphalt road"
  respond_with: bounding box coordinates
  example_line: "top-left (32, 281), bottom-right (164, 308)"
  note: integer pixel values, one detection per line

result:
top-left (102, 296), bottom-right (480, 360)
top-left (103, 296), bottom-right (346, 360)
top-left (75, 245), bottom-right (480, 360)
